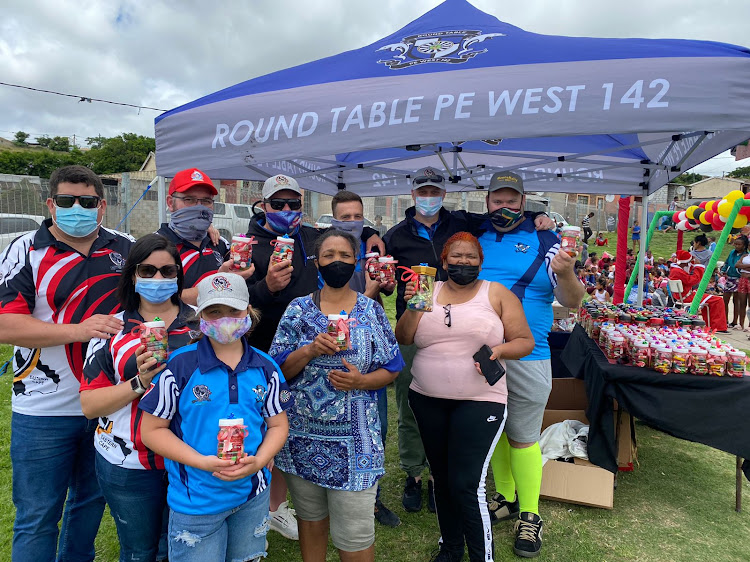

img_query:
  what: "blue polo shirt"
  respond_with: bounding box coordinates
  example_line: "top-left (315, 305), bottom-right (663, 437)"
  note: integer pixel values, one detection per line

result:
top-left (478, 219), bottom-right (560, 361)
top-left (139, 336), bottom-right (293, 515)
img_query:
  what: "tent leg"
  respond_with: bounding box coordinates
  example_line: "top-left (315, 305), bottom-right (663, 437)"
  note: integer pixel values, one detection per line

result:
top-left (737, 456), bottom-right (743, 513)
top-left (158, 176), bottom-right (167, 226)
top-left (637, 190), bottom-right (649, 305)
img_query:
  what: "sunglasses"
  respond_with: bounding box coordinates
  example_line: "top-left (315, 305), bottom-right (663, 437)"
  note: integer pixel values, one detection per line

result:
top-left (53, 194), bottom-right (101, 209)
top-left (136, 264), bottom-right (180, 278)
top-left (266, 198), bottom-right (302, 211)
top-left (443, 304), bottom-right (452, 328)
top-left (413, 174), bottom-right (445, 186)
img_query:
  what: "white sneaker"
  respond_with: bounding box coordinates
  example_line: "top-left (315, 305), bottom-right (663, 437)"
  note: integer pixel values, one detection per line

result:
top-left (269, 501), bottom-right (299, 540)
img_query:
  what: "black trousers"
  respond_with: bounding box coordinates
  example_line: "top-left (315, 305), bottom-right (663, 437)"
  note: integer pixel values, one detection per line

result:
top-left (583, 226), bottom-right (593, 244)
top-left (409, 390), bottom-right (506, 562)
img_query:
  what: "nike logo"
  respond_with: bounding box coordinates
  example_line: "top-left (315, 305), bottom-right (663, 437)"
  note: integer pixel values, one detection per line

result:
top-left (487, 416), bottom-right (498, 422)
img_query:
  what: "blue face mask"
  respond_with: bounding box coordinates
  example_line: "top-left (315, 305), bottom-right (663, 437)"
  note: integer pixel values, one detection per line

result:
top-left (265, 210), bottom-right (302, 235)
top-left (54, 204), bottom-right (100, 238)
top-left (414, 196), bottom-right (443, 218)
top-left (331, 219), bottom-right (364, 241)
top-left (135, 277), bottom-right (179, 304)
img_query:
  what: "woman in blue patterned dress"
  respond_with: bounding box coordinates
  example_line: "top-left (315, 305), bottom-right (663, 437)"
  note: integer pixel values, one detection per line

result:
top-left (270, 229), bottom-right (405, 562)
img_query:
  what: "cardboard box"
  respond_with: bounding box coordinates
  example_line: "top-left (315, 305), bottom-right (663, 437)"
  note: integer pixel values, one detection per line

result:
top-left (539, 378), bottom-right (637, 509)
top-left (552, 303), bottom-right (572, 320)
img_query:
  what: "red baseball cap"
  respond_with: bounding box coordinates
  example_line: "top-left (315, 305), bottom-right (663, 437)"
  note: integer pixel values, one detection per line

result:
top-left (169, 168), bottom-right (218, 196)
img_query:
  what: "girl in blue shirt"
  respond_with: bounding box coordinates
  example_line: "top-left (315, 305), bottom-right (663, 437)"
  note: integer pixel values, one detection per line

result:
top-left (140, 273), bottom-right (291, 562)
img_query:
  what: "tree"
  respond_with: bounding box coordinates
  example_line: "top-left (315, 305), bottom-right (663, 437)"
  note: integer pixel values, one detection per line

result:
top-left (84, 133), bottom-right (155, 174)
top-left (49, 136), bottom-right (71, 152)
top-left (728, 166), bottom-right (750, 180)
top-left (0, 149), bottom-right (82, 177)
top-left (13, 131), bottom-right (29, 146)
top-left (672, 172), bottom-right (705, 185)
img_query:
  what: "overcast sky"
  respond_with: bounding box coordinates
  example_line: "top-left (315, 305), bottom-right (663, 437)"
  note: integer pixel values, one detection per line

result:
top-left (2, 0), bottom-right (748, 176)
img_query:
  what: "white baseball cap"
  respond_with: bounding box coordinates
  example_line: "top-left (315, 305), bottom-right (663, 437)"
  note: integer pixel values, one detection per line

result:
top-left (262, 174), bottom-right (302, 199)
top-left (196, 273), bottom-right (249, 313)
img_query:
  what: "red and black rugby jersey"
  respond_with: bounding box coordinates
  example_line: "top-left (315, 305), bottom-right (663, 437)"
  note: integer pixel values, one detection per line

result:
top-left (81, 304), bottom-right (192, 470)
top-left (0, 219), bottom-right (134, 415)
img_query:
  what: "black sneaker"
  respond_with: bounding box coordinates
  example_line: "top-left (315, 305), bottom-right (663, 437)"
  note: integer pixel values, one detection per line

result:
top-left (487, 491), bottom-right (519, 524)
top-left (402, 476), bottom-right (423, 512)
top-left (513, 512), bottom-right (543, 558)
top-left (374, 499), bottom-right (401, 527)
top-left (427, 479), bottom-right (436, 513)
top-left (429, 547), bottom-right (464, 561)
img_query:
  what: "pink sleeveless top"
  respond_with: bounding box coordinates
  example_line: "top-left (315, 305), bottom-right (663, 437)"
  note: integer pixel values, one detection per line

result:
top-left (411, 281), bottom-right (507, 403)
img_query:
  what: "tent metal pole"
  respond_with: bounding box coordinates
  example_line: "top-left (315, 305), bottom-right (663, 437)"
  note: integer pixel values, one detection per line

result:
top-left (669, 132), bottom-right (709, 172)
top-left (157, 176), bottom-right (166, 226)
top-left (637, 188), bottom-right (649, 305)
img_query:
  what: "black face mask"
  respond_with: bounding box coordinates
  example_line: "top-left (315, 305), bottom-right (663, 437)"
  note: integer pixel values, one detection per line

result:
top-left (318, 261), bottom-right (356, 289)
top-left (446, 264), bottom-right (480, 286)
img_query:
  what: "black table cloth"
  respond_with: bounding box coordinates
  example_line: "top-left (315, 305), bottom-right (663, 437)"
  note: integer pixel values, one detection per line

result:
top-left (562, 324), bottom-right (750, 474)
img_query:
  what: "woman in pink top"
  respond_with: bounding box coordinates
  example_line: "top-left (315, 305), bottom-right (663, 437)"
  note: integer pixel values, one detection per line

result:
top-left (395, 232), bottom-right (534, 562)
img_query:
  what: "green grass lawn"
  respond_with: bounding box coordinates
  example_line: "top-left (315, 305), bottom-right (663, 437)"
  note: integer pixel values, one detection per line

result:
top-left (2, 323), bottom-right (750, 560)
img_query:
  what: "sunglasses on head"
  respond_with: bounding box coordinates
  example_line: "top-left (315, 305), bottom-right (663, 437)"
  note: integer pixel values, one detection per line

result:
top-left (53, 194), bottom-right (101, 209)
top-left (413, 175), bottom-right (445, 186)
top-left (136, 264), bottom-right (180, 279)
top-left (266, 198), bottom-right (302, 211)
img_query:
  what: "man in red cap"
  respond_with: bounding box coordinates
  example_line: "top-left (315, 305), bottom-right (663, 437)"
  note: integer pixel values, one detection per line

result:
top-left (156, 168), bottom-right (255, 304)
top-left (669, 250), bottom-right (727, 331)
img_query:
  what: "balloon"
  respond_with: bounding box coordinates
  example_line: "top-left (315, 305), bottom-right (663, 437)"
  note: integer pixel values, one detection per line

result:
top-left (712, 215), bottom-right (725, 231)
top-left (676, 220), bottom-right (687, 231)
top-left (741, 206), bottom-right (750, 219)
top-left (685, 221), bottom-right (697, 231)
top-left (672, 211), bottom-right (682, 223)
top-left (727, 190), bottom-right (745, 202)
top-left (717, 199), bottom-right (733, 217)
top-left (685, 205), bottom-right (699, 220)
top-left (706, 201), bottom-right (715, 212)
top-left (700, 210), bottom-right (712, 225)
top-left (700, 224), bottom-right (713, 232)
top-left (693, 208), bottom-right (705, 222)
top-left (745, 192), bottom-right (750, 200)
top-left (720, 214), bottom-right (728, 223)
top-left (733, 214), bottom-right (748, 229)
top-left (699, 201), bottom-right (708, 208)
top-left (678, 211), bottom-right (687, 222)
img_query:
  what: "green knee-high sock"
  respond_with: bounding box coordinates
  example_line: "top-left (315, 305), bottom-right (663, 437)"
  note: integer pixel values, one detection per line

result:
top-left (509, 443), bottom-right (543, 516)
top-left (490, 433), bottom-right (516, 501)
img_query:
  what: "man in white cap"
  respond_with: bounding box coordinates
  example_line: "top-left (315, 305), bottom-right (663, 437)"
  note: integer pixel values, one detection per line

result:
top-left (477, 171), bottom-right (584, 558)
top-left (244, 174), bottom-right (384, 540)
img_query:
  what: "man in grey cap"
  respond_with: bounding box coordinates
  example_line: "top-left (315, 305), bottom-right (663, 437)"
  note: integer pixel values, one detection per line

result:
top-left (384, 168), bottom-right (555, 516)
top-left (476, 171), bottom-right (584, 558)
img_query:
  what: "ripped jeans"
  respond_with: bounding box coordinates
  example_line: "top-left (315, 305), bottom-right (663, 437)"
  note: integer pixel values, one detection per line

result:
top-left (169, 485), bottom-right (270, 562)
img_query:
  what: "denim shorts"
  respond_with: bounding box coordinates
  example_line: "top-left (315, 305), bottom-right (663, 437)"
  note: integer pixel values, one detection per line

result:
top-left (283, 471), bottom-right (376, 552)
top-left (168, 485), bottom-right (270, 562)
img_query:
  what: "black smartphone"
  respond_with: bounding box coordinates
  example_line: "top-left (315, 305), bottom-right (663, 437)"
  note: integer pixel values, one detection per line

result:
top-left (473, 344), bottom-right (506, 386)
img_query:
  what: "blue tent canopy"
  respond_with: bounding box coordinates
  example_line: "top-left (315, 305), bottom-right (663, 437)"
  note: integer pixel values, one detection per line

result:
top-left (155, 0), bottom-right (750, 196)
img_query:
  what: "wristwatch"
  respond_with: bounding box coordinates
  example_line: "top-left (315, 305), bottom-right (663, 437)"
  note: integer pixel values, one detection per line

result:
top-left (130, 375), bottom-right (147, 395)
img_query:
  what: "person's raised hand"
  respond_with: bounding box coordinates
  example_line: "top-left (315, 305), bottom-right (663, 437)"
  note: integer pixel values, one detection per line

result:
top-left (213, 454), bottom-right (266, 481)
top-left (75, 314), bottom-right (124, 342)
top-left (551, 249), bottom-right (577, 276)
top-left (534, 215), bottom-right (556, 231)
top-left (265, 258), bottom-right (293, 293)
top-left (207, 225), bottom-right (221, 246)
top-left (307, 333), bottom-right (339, 358)
top-left (134, 344), bottom-right (165, 386)
top-left (403, 280), bottom-right (417, 302)
top-left (218, 260), bottom-right (256, 280)
top-left (328, 358), bottom-right (363, 391)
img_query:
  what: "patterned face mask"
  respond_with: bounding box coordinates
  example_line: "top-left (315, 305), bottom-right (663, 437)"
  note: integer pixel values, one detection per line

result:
top-left (199, 315), bottom-right (253, 344)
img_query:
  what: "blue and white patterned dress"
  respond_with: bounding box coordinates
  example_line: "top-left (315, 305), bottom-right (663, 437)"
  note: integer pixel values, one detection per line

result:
top-left (270, 293), bottom-right (405, 491)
